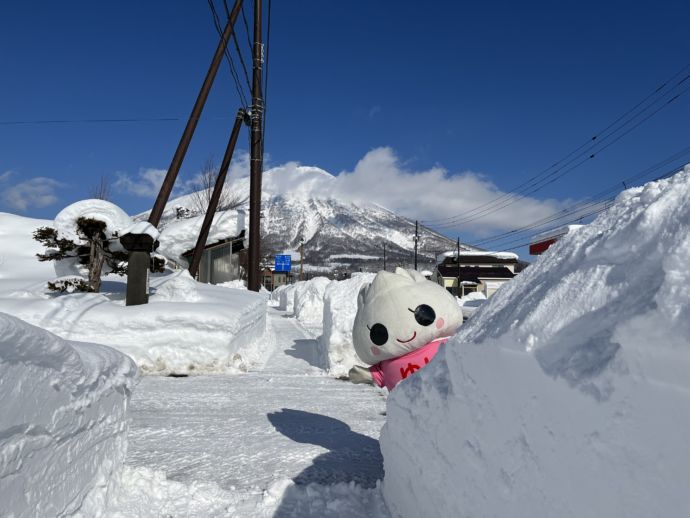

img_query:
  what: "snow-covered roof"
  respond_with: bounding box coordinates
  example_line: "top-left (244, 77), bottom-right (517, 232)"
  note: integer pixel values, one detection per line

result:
top-left (531, 224), bottom-right (583, 244)
top-left (438, 250), bottom-right (519, 262)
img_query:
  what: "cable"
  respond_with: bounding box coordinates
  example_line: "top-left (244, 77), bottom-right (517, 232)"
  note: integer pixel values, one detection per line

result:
top-left (262, 0), bottom-right (272, 157)
top-left (422, 63), bottom-right (690, 226)
top-left (208, 0), bottom-right (250, 108)
top-left (222, 0), bottom-right (252, 94)
top-left (478, 159), bottom-right (689, 251)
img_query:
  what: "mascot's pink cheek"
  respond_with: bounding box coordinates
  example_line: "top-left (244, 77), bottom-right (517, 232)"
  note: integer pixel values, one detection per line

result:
top-left (371, 346), bottom-right (381, 356)
top-left (435, 317), bottom-right (445, 330)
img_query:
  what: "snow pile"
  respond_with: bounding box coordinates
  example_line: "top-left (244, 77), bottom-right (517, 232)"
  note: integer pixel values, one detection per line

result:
top-left (53, 199), bottom-right (132, 243)
top-left (0, 312), bottom-right (137, 517)
top-left (320, 273), bottom-right (375, 377)
top-left (293, 276), bottom-right (332, 326)
top-left (0, 213), bottom-right (55, 291)
top-left (122, 221), bottom-right (160, 240)
top-left (0, 271), bottom-right (267, 374)
top-left (270, 284), bottom-right (288, 306)
top-left (457, 291), bottom-right (486, 320)
top-left (279, 282), bottom-right (303, 312)
top-left (381, 168), bottom-right (690, 518)
top-left (156, 210), bottom-right (244, 266)
top-left (217, 279), bottom-right (247, 290)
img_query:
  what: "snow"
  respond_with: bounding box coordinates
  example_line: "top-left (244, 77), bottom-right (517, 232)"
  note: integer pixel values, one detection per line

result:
top-left (0, 213), bottom-right (55, 291)
top-left (54, 199), bottom-right (132, 245)
top-left (156, 209), bottom-right (244, 266)
top-left (437, 250), bottom-right (519, 261)
top-left (381, 167), bottom-right (690, 517)
top-left (279, 282), bottom-right (303, 312)
top-left (80, 308), bottom-right (389, 517)
top-left (0, 210), bottom-right (268, 375)
top-left (293, 276), bottom-right (332, 326)
top-left (531, 223), bottom-right (583, 244)
top-left (320, 273), bottom-right (376, 378)
top-left (122, 221), bottom-right (160, 240)
top-left (457, 291), bottom-right (487, 320)
top-left (0, 312), bottom-right (137, 517)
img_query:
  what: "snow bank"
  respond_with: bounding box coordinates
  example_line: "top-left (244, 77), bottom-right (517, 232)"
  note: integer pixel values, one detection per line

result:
top-left (0, 271), bottom-right (267, 375)
top-left (320, 273), bottom-right (375, 377)
top-left (0, 312), bottom-right (137, 517)
top-left (457, 291), bottom-right (486, 320)
top-left (293, 276), bottom-right (332, 325)
top-left (0, 213), bottom-right (55, 291)
top-left (382, 168), bottom-right (690, 517)
top-left (279, 282), bottom-right (303, 312)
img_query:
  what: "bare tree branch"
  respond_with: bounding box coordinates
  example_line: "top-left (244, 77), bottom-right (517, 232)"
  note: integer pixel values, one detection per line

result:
top-left (89, 174), bottom-right (111, 201)
top-left (189, 158), bottom-right (248, 214)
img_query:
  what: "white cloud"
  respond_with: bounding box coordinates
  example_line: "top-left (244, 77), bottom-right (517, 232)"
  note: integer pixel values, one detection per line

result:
top-left (114, 168), bottom-right (167, 198)
top-left (327, 147), bottom-right (564, 235)
top-left (1, 177), bottom-right (61, 211)
top-left (0, 171), bottom-right (14, 182)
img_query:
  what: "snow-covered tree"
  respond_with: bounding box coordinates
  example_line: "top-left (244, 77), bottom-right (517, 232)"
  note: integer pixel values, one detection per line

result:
top-left (33, 200), bottom-right (134, 293)
top-left (34, 217), bottom-right (128, 292)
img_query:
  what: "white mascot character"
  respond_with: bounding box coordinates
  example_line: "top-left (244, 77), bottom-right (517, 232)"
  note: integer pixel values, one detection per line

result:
top-left (349, 267), bottom-right (463, 390)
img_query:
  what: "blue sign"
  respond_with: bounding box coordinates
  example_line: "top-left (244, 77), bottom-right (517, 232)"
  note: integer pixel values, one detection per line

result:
top-left (275, 254), bottom-right (292, 272)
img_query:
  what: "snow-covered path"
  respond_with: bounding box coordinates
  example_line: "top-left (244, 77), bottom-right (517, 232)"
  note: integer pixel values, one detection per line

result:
top-left (114, 308), bottom-right (390, 517)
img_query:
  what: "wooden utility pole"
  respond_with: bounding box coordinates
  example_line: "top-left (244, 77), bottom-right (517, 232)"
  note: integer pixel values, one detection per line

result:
top-left (299, 239), bottom-right (304, 281)
top-left (148, 0), bottom-right (243, 227)
top-left (414, 220), bottom-right (419, 270)
top-left (383, 242), bottom-right (387, 271)
top-left (247, 0), bottom-right (264, 291)
top-left (456, 237), bottom-right (461, 297)
top-left (188, 109), bottom-right (246, 279)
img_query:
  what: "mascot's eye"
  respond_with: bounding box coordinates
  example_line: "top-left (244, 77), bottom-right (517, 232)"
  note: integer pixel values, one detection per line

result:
top-left (368, 323), bottom-right (388, 346)
top-left (411, 304), bottom-right (436, 326)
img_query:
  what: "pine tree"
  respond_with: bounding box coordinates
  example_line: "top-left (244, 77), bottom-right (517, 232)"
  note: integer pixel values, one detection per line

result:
top-left (34, 217), bottom-right (128, 293)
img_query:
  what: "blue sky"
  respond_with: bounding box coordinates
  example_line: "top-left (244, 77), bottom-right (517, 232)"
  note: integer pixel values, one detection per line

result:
top-left (1, 0), bottom-right (689, 257)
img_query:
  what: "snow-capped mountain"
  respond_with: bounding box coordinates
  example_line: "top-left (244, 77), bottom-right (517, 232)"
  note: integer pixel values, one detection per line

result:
top-left (146, 165), bottom-right (477, 273)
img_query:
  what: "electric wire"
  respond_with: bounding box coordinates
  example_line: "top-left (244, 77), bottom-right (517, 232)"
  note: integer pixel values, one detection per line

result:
top-left (222, 0), bottom-right (252, 95)
top-left (261, 0), bottom-right (272, 157)
top-left (207, 0), bottom-right (250, 108)
top-left (467, 149), bottom-right (690, 250)
top-left (422, 63), bottom-right (690, 226)
top-left (483, 161), bottom-right (687, 252)
top-left (426, 78), bottom-right (690, 230)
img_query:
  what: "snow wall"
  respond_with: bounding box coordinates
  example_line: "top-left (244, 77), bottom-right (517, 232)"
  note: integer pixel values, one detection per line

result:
top-left (381, 168), bottom-right (690, 517)
top-left (0, 312), bottom-right (137, 517)
top-left (0, 271), bottom-right (267, 375)
top-left (279, 282), bottom-right (303, 312)
top-left (320, 273), bottom-right (375, 377)
top-left (293, 276), bottom-right (332, 325)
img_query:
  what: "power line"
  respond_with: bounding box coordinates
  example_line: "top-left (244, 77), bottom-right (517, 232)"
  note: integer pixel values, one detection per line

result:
top-left (262, 0), bottom-right (272, 156)
top-left (222, 0), bottom-right (252, 94)
top-left (422, 63), bottom-right (690, 227)
top-left (484, 160), bottom-right (688, 252)
top-left (208, 0), bottom-right (250, 108)
top-left (468, 149), bottom-right (690, 250)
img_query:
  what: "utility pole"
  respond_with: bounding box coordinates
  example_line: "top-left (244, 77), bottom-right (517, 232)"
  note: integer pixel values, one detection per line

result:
top-left (456, 237), bottom-right (461, 297)
top-left (247, 0), bottom-right (264, 292)
top-left (148, 0), bottom-right (243, 227)
top-left (383, 242), bottom-right (387, 271)
top-left (124, 0), bottom-right (243, 306)
top-left (188, 109), bottom-right (246, 279)
top-left (414, 220), bottom-right (419, 270)
top-left (299, 239), bottom-right (304, 281)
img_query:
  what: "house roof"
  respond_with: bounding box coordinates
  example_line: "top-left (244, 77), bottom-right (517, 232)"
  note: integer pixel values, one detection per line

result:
top-left (181, 229), bottom-right (245, 258)
top-left (436, 264), bottom-right (515, 283)
top-left (440, 254), bottom-right (518, 266)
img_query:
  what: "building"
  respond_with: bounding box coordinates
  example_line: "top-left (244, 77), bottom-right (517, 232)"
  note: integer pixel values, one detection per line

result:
top-left (260, 267), bottom-right (294, 291)
top-left (432, 251), bottom-right (519, 298)
top-left (529, 225), bottom-right (583, 255)
top-left (181, 230), bottom-right (245, 284)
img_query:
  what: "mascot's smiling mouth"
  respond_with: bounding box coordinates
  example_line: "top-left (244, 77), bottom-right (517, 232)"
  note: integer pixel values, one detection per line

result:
top-left (396, 331), bottom-right (417, 343)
